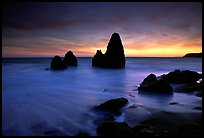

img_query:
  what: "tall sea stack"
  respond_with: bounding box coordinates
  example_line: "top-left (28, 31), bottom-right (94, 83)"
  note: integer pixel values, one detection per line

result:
top-left (92, 32), bottom-right (125, 68)
top-left (63, 51), bottom-right (78, 67)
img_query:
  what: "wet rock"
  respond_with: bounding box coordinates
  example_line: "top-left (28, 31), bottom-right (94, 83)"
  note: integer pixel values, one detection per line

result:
top-left (140, 74), bottom-right (157, 85)
top-left (50, 55), bottom-right (65, 70)
top-left (138, 79), bottom-right (173, 94)
top-left (174, 82), bottom-right (202, 93)
top-left (97, 120), bottom-right (133, 136)
top-left (161, 70), bottom-right (202, 84)
top-left (63, 51), bottom-right (78, 67)
top-left (97, 98), bottom-right (128, 116)
top-left (141, 129), bottom-right (156, 136)
top-left (132, 124), bottom-right (155, 136)
top-left (92, 32), bottom-right (125, 68)
top-left (194, 106), bottom-right (202, 110)
top-left (76, 132), bottom-right (91, 136)
top-left (195, 91), bottom-right (202, 97)
top-left (177, 122), bottom-right (202, 136)
top-left (169, 102), bottom-right (178, 105)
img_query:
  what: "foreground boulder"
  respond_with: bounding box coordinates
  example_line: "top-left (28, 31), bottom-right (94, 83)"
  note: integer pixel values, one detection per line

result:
top-left (50, 55), bottom-right (65, 70)
top-left (174, 79), bottom-right (202, 97)
top-left (174, 82), bottom-right (202, 93)
top-left (177, 122), bottom-right (202, 136)
top-left (63, 51), bottom-right (78, 67)
top-left (138, 74), bottom-right (173, 94)
top-left (92, 32), bottom-right (125, 68)
top-left (97, 98), bottom-right (128, 115)
top-left (140, 74), bottom-right (157, 85)
top-left (161, 70), bottom-right (201, 84)
top-left (97, 120), bottom-right (133, 136)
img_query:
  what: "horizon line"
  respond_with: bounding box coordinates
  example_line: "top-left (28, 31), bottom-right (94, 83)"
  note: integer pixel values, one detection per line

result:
top-left (2, 56), bottom-right (184, 58)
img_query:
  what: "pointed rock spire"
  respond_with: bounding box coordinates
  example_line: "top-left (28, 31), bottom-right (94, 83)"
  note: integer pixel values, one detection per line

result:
top-left (92, 32), bottom-right (125, 68)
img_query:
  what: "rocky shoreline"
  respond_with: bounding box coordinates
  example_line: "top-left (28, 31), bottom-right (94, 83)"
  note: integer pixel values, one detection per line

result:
top-left (91, 69), bottom-right (202, 136)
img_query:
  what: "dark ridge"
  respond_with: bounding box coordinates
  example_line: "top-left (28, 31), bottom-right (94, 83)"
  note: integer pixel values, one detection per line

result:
top-left (183, 52), bottom-right (202, 58)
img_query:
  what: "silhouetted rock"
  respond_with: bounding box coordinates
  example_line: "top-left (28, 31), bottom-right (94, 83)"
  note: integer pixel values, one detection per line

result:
top-left (92, 32), bottom-right (125, 68)
top-left (161, 70), bottom-right (202, 84)
top-left (138, 74), bottom-right (173, 94)
top-left (63, 51), bottom-right (77, 67)
top-left (138, 79), bottom-right (173, 94)
top-left (140, 74), bottom-right (157, 85)
top-left (97, 98), bottom-right (128, 116)
top-left (174, 79), bottom-right (202, 97)
top-left (50, 55), bottom-right (65, 70)
top-left (92, 50), bottom-right (105, 67)
top-left (97, 120), bottom-right (133, 136)
top-left (183, 52), bottom-right (202, 58)
top-left (174, 82), bottom-right (202, 93)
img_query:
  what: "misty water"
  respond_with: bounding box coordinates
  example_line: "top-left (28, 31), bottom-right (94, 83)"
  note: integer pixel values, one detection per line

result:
top-left (2, 57), bottom-right (202, 136)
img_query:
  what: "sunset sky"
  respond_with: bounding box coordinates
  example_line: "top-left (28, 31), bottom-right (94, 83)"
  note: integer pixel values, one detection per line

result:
top-left (2, 2), bottom-right (202, 57)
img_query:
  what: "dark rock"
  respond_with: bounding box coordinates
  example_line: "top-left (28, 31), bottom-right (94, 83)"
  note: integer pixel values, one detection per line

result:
top-left (141, 129), bottom-right (156, 136)
top-left (50, 55), bottom-right (65, 70)
top-left (97, 98), bottom-right (128, 116)
top-left (92, 32), bottom-right (125, 68)
top-left (97, 120), bottom-right (133, 136)
top-left (195, 91), bottom-right (202, 97)
top-left (183, 52), bottom-right (202, 58)
top-left (142, 117), bottom-right (160, 124)
top-left (177, 122), bottom-right (202, 136)
top-left (76, 132), bottom-right (91, 136)
top-left (174, 82), bottom-right (202, 93)
top-left (63, 51), bottom-right (77, 67)
top-left (132, 124), bottom-right (155, 136)
top-left (138, 79), bottom-right (173, 94)
top-left (169, 102), bottom-right (178, 105)
top-left (161, 70), bottom-right (202, 84)
top-left (92, 50), bottom-right (105, 67)
top-left (194, 106), bottom-right (202, 110)
top-left (140, 74), bottom-right (157, 85)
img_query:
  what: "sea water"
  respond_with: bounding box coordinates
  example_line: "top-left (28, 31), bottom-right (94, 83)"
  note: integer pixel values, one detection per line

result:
top-left (2, 57), bottom-right (202, 136)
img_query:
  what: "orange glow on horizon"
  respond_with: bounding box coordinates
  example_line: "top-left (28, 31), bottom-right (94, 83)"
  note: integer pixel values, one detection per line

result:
top-left (2, 38), bottom-right (202, 57)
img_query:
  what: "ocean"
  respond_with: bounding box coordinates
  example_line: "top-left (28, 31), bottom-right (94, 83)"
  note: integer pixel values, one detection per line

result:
top-left (2, 57), bottom-right (202, 136)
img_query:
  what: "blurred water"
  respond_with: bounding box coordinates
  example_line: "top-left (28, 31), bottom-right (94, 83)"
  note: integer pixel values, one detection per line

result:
top-left (2, 57), bottom-right (202, 136)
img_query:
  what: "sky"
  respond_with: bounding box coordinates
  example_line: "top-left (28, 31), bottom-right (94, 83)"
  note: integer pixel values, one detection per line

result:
top-left (2, 2), bottom-right (202, 57)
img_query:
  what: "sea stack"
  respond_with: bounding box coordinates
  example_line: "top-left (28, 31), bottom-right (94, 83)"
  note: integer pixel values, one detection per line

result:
top-left (50, 55), bottom-right (65, 70)
top-left (63, 51), bottom-right (78, 67)
top-left (50, 51), bottom-right (78, 70)
top-left (92, 32), bottom-right (125, 68)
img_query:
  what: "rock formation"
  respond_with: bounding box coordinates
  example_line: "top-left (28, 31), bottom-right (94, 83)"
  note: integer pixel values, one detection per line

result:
top-left (161, 70), bottom-right (202, 84)
top-left (96, 97), bottom-right (128, 116)
top-left (50, 55), bottom-right (65, 70)
top-left (92, 32), bottom-right (125, 68)
top-left (97, 120), bottom-right (134, 136)
top-left (50, 50), bottom-right (78, 70)
top-left (138, 74), bottom-right (173, 94)
top-left (138, 70), bottom-right (202, 96)
top-left (63, 51), bottom-right (78, 67)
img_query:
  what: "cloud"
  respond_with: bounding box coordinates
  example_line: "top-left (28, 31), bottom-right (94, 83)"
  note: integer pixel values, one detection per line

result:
top-left (2, 2), bottom-right (202, 57)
